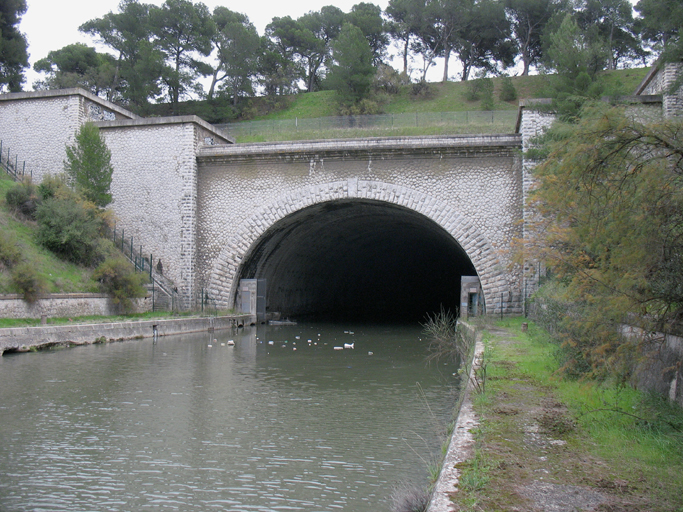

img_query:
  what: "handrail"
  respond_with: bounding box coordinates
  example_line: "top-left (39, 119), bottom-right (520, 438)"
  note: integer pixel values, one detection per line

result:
top-left (110, 225), bottom-right (179, 311)
top-left (0, 140), bottom-right (30, 181)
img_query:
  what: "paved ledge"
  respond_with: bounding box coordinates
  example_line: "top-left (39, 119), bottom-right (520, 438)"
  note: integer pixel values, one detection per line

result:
top-left (0, 314), bottom-right (256, 355)
top-left (428, 321), bottom-right (483, 512)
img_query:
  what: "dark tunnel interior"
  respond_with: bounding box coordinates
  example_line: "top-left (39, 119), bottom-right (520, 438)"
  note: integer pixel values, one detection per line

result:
top-left (237, 199), bottom-right (478, 323)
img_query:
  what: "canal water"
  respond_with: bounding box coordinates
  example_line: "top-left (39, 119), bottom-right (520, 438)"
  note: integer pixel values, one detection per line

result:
top-left (0, 323), bottom-right (459, 511)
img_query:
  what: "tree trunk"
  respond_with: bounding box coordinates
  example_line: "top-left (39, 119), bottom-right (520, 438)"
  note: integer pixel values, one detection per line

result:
top-left (461, 62), bottom-right (470, 81)
top-left (403, 38), bottom-right (409, 75)
top-left (442, 44), bottom-right (451, 83)
top-left (522, 53), bottom-right (531, 76)
top-left (208, 68), bottom-right (219, 100)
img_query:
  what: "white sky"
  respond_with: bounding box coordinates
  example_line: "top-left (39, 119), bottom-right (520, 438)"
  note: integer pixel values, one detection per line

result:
top-left (20, 0), bottom-right (398, 92)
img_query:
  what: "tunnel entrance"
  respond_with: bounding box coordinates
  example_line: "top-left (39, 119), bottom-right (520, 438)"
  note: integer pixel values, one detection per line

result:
top-left (236, 199), bottom-right (477, 323)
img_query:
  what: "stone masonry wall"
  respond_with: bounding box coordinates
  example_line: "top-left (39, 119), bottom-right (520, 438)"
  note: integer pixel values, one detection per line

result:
top-left (0, 293), bottom-right (150, 319)
top-left (0, 89), bottom-right (135, 181)
top-left (0, 89), bottom-right (230, 310)
top-left (518, 101), bottom-right (555, 298)
top-left (196, 136), bottom-right (524, 313)
top-left (97, 117), bottom-right (230, 309)
top-left (638, 62), bottom-right (683, 118)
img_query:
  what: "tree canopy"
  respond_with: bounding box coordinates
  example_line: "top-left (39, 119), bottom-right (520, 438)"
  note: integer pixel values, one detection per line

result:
top-left (64, 122), bottom-right (114, 208)
top-left (525, 103), bottom-right (683, 378)
top-left (20, 0), bottom-right (675, 112)
top-left (0, 0), bottom-right (29, 92)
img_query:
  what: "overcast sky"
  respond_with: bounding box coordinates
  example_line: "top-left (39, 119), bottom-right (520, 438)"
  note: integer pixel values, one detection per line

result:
top-left (20, 0), bottom-right (393, 91)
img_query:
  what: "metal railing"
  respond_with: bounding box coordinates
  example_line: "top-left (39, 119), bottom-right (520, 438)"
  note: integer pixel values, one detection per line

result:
top-left (196, 287), bottom-right (218, 317)
top-left (110, 225), bottom-right (179, 311)
top-left (217, 110), bottom-right (518, 141)
top-left (0, 140), bottom-right (30, 181)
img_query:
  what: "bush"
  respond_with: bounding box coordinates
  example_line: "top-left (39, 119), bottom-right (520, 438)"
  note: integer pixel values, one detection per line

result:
top-left (37, 173), bottom-right (70, 201)
top-left (0, 230), bottom-right (22, 269)
top-left (499, 76), bottom-right (517, 102)
top-left (374, 64), bottom-right (409, 95)
top-left (465, 77), bottom-right (493, 103)
top-left (411, 80), bottom-right (433, 97)
top-left (93, 255), bottom-right (148, 312)
top-left (11, 262), bottom-right (47, 303)
top-left (5, 178), bottom-right (39, 219)
top-left (35, 197), bottom-right (102, 265)
top-left (338, 98), bottom-right (381, 116)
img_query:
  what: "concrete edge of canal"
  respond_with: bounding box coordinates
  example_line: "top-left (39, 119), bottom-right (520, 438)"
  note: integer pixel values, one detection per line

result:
top-left (427, 321), bottom-right (483, 512)
top-left (0, 314), bottom-right (257, 355)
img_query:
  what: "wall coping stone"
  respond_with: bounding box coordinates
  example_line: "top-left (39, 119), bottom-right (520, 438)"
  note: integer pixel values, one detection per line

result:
top-left (198, 134), bottom-right (520, 162)
top-left (0, 293), bottom-right (110, 300)
top-left (0, 87), bottom-right (139, 120)
top-left (95, 115), bottom-right (234, 144)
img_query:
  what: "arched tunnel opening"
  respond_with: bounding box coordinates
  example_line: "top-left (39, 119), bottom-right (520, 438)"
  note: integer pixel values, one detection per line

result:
top-left (236, 199), bottom-right (478, 323)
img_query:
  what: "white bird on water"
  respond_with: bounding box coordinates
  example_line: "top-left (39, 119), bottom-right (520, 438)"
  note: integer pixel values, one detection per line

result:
top-left (344, 343), bottom-right (354, 349)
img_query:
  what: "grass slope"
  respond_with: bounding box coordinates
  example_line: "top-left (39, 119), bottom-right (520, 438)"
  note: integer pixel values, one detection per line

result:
top-left (0, 175), bottom-right (98, 295)
top-left (246, 68), bottom-right (650, 121)
top-left (451, 317), bottom-right (683, 511)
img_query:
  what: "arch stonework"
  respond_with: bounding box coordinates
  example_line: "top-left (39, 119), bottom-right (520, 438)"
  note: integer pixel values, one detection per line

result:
top-left (207, 179), bottom-right (512, 312)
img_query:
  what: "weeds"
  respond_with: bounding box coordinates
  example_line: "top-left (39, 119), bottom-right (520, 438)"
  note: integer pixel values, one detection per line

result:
top-left (390, 483), bottom-right (430, 512)
top-left (458, 451), bottom-right (490, 493)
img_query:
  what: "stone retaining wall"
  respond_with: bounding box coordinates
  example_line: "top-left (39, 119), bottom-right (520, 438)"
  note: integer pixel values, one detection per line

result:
top-left (0, 293), bottom-right (150, 319)
top-left (0, 314), bottom-right (256, 355)
top-left (427, 320), bottom-right (482, 512)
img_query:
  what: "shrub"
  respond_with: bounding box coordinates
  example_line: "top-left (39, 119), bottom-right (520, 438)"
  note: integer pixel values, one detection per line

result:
top-left (11, 262), bottom-right (47, 303)
top-left (499, 76), bottom-right (517, 102)
top-left (5, 178), bottom-right (39, 219)
top-left (338, 98), bottom-right (381, 116)
top-left (37, 173), bottom-right (70, 201)
top-left (374, 64), bottom-right (409, 95)
top-left (465, 77), bottom-right (493, 103)
top-left (0, 230), bottom-right (22, 269)
top-left (35, 197), bottom-right (102, 265)
top-left (411, 80), bottom-right (433, 97)
top-left (93, 255), bottom-right (148, 312)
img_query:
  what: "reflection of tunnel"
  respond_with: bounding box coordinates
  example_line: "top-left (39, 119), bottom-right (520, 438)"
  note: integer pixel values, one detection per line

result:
top-left (237, 199), bottom-right (477, 323)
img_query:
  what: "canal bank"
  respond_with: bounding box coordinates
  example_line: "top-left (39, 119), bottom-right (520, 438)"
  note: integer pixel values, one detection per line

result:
top-left (0, 313), bottom-right (256, 355)
top-left (432, 318), bottom-right (683, 511)
top-left (427, 321), bottom-right (483, 512)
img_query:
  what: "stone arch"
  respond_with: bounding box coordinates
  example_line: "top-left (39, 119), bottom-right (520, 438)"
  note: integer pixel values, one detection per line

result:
top-left (207, 179), bottom-right (511, 312)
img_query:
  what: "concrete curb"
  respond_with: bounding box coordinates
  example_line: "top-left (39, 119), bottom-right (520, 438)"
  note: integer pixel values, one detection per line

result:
top-left (427, 323), bottom-right (484, 512)
top-left (0, 314), bottom-right (256, 355)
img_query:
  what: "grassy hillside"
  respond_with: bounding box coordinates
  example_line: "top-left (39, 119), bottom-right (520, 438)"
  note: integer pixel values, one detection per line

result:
top-left (262, 68), bottom-right (649, 119)
top-left (154, 67), bottom-right (650, 127)
top-left (0, 175), bottom-right (99, 295)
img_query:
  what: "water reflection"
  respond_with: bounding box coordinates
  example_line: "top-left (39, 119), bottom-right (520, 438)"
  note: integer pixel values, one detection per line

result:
top-left (0, 323), bottom-right (458, 511)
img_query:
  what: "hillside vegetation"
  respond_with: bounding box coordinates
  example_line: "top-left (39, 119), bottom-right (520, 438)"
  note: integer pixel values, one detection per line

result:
top-left (152, 68), bottom-right (650, 126)
top-left (0, 175), bottom-right (98, 295)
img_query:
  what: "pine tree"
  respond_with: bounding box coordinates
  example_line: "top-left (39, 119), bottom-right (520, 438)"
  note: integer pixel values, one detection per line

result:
top-left (64, 123), bottom-right (114, 208)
